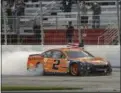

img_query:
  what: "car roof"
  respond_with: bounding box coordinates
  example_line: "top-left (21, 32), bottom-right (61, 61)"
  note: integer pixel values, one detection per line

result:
top-left (49, 47), bottom-right (84, 52)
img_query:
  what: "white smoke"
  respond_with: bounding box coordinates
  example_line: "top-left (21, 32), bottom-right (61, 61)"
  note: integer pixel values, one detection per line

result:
top-left (1, 45), bottom-right (44, 76)
top-left (2, 50), bottom-right (44, 76)
top-left (1, 45), bottom-right (65, 76)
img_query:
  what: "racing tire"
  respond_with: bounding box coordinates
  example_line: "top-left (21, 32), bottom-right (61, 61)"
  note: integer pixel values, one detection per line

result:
top-left (28, 63), bottom-right (44, 76)
top-left (104, 67), bottom-right (112, 76)
top-left (69, 63), bottom-right (84, 76)
top-left (35, 63), bottom-right (44, 75)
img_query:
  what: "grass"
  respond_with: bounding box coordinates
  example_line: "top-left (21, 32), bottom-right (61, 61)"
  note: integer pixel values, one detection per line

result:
top-left (2, 86), bottom-right (81, 91)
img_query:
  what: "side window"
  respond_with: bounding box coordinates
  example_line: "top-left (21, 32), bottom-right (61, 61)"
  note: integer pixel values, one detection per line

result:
top-left (52, 51), bottom-right (65, 59)
top-left (42, 51), bottom-right (52, 58)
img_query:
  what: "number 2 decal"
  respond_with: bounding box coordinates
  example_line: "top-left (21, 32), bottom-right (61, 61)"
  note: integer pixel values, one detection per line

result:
top-left (52, 60), bottom-right (60, 70)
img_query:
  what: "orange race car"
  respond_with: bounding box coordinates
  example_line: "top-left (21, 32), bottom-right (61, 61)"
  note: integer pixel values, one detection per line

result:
top-left (27, 45), bottom-right (112, 76)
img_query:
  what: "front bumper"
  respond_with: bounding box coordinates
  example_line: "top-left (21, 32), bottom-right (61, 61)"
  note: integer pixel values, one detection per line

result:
top-left (90, 65), bottom-right (112, 73)
top-left (81, 63), bottom-right (112, 75)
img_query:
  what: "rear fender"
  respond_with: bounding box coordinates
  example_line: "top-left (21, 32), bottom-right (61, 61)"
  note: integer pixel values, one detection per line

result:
top-left (27, 55), bottom-right (44, 69)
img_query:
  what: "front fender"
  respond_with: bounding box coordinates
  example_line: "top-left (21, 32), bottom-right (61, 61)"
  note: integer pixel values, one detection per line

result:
top-left (69, 60), bottom-right (86, 67)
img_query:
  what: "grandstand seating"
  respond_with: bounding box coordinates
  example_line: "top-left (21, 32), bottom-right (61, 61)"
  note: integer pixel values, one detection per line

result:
top-left (1, 0), bottom-right (119, 45)
top-left (23, 0), bottom-right (118, 28)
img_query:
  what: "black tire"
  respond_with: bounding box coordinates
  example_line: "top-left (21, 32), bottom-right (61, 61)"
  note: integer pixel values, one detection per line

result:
top-left (105, 66), bottom-right (112, 76)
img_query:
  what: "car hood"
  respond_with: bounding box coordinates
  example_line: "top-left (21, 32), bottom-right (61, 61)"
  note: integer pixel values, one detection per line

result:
top-left (70, 57), bottom-right (108, 65)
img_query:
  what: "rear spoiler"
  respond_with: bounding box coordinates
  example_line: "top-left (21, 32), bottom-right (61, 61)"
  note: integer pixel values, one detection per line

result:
top-left (29, 54), bottom-right (41, 57)
top-left (67, 43), bottom-right (84, 49)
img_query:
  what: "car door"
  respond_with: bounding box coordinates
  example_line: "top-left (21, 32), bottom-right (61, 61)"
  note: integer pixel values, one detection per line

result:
top-left (42, 50), bottom-right (55, 72)
top-left (51, 50), bottom-right (68, 73)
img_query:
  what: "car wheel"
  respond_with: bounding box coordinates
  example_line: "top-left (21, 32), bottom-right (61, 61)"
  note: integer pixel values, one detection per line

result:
top-left (28, 63), bottom-right (44, 76)
top-left (69, 63), bottom-right (84, 76)
top-left (105, 67), bottom-right (112, 76)
top-left (70, 64), bottom-right (79, 76)
top-left (35, 63), bottom-right (44, 75)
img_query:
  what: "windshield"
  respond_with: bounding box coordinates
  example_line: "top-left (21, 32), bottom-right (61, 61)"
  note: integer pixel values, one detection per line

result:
top-left (66, 51), bottom-right (94, 58)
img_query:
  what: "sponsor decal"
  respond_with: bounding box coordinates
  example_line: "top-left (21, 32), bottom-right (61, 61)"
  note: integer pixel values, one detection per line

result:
top-left (29, 63), bottom-right (34, 68)
top-left (44, 58), bottom-right (48, 63)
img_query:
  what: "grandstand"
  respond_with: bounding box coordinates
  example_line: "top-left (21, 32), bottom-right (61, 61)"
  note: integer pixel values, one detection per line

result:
top-left (1, 0), bottom-right (120, 45)
top-left (20, 0), bottom-right (118, 29)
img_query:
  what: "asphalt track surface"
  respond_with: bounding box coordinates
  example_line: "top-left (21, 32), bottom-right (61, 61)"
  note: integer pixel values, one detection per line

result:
top-left (2, 68), bottom-right (120, 92)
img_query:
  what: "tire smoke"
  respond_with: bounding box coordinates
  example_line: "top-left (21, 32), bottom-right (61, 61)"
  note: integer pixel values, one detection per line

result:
top-left (2, 51), bottom-right (44, 76)
top-left (1, 45), bottom-right (44, 76)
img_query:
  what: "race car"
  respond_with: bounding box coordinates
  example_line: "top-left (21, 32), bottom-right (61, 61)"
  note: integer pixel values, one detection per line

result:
top-left (27, 45), bottom-right (112, 76)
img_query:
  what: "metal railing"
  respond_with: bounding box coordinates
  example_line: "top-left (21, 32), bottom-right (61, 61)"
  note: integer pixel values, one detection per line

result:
top-left (98, 24), bottom-right (118, 45)
top-left (2, 1), bottom-right (9, 45)
top-left (104, 25), bottom-right (118, 44)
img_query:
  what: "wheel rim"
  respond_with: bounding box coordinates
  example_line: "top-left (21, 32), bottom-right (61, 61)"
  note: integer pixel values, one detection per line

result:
top-left (71, 64), bottom-right (78, 75)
